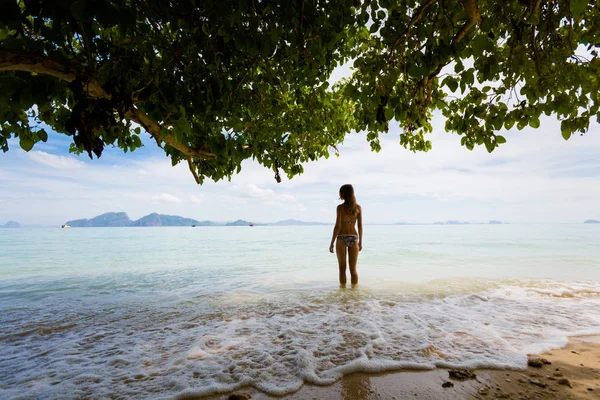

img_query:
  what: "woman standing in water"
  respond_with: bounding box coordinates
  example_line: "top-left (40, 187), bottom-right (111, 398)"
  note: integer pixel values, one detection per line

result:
top-left (329, 184), bottom-right (363, 287)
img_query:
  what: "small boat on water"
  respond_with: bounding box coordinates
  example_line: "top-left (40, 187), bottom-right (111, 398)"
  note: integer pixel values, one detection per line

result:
top-left (249, 223), bottom-right (254, 227)
top-left (61, 224), bottom-right (71, 228)
top-left (191, 225), bottom-right (196, 227)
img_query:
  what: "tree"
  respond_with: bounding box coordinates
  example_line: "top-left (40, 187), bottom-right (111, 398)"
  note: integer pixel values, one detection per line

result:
top-left (1, 0), bottom-right (598, 183)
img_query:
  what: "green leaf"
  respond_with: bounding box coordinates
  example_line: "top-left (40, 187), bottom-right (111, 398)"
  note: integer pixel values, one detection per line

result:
top-left (570, 0), bottom-right (587, 18)
top-left (19, 136), bottom-right (34, 151)
top-left (561, 129), bottom-right (571, 140)
top-left (445, 77), bottom-right (458, 93)
top-left (529, 118), bottom-right (540, 129)
top-left (480, 18), bottom-right (494, 33)
top-left (37, 129), bottom-right (48, 142)
top-left (495, 135), bottom-right (506, 144)
top-left (131, 135), bottom-right (142, 148)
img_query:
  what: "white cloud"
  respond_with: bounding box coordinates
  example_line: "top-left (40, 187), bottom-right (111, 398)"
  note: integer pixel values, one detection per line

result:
top-left (219, 194), bottom-right (248, 205)
top-left (230, 184), bottom-right (304, 213)
top-left (27, 151), bottom-right (86, 169)
top-left (1, 112), bottom-right (599, 225)
top-left (189, 195), bottom-right (203, 204)
top-left (244, 183), bottom-right (277, 199)
top-left (151, 193), bottom-right (181, 203)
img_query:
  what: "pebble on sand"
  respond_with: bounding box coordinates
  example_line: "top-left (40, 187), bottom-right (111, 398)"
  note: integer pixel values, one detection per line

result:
top-left (448, 369), bottom-right (477, 381)
top-left (527, 357), bottom-right (551, 368)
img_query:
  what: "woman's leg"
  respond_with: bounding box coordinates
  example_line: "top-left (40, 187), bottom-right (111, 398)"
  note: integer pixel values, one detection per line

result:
top-left (335, 238), bottom-right (347, 286)
top-left (348, 244), bottom-right (359, 286)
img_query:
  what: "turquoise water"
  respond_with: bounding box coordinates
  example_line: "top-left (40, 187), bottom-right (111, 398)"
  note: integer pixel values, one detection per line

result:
top-left (1, 225), bottom-right (599, 399)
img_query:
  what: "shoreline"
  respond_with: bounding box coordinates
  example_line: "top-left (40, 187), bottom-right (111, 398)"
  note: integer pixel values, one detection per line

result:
top-left (204, 335), bottom-right (600, 400)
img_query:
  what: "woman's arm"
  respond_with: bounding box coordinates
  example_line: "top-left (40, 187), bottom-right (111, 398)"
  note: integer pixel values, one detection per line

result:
top-left (329, 206), bottom-right (341, 253)
top-left (357, 205), bottom-right (363, 251)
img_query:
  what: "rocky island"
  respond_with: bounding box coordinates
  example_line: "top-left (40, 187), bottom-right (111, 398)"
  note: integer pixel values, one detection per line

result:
top-left (1, 221), bottom-right (21, 228)
top-left (65, 212), bottom-right (210, 227)
top-left (64, 212), bottom-right (326, 227)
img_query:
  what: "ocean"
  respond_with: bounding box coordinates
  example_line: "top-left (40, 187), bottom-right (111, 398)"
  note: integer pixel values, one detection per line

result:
top-left (1, 224), bottom-right (599, 399)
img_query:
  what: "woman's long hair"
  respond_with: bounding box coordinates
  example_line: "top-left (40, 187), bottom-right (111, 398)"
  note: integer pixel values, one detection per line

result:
top-left (339, 184), bottom-right (358, 216)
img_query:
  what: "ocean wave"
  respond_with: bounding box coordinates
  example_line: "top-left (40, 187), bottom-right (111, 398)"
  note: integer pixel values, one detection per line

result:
top-left (1, 279), bottom-right (600, 399)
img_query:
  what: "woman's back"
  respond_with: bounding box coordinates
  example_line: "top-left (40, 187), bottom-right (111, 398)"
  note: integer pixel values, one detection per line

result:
top-left (337, 204), bottom-right (360, 235)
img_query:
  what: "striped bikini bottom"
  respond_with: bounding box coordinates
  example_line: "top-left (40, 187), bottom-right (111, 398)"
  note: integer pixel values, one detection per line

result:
top-left (338, 235), bottom-right (359, 247)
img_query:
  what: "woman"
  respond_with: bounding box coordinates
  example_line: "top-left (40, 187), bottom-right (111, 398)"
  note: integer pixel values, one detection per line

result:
top-left (329, 184), bottom-right (363, 287)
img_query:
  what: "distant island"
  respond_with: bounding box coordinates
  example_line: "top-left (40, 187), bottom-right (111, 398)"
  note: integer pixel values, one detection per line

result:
top-left (63, 212), bottom-right (329, 227)
top-left (225, 219), bottom-right (263, 226)
top-left (433, 220), bottom-right (504, 225)
top-left (584, 219), bottom-right (600, 224)
top-left (66, 212), bottom-right (216, 227)
top-left (1, 221), bottom-right (21, 228)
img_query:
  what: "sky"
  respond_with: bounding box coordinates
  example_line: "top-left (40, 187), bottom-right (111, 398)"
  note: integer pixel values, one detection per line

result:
top-left (1, 107), bottom-right (599, 226)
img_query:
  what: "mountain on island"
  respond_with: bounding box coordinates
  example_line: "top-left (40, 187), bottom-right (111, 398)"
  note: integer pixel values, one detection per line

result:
top-left (132, 213), bottom-right (211, 227)
top-left (1, 221), bottom-right (21, 228)
top-left (584, 219), bottom-right (600, 224)
top-left (66, 212), bottom-right (207, 227)
top-left (64, 212), bottom-right (327, 227)
top-left (67, 212), bottom-right (134, 227)
top-left (225, 219), bottom-right (265, 226)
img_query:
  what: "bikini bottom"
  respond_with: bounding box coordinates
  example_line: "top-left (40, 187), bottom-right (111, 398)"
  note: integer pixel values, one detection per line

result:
top-left (338, 235), bottom-right (359, 247)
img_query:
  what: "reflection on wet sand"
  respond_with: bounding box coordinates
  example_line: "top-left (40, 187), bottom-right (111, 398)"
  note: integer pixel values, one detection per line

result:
top-left (340, 373), bottom-right (372, 400)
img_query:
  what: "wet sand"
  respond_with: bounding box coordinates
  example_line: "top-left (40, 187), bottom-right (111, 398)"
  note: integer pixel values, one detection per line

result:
top-left (209, 336), bottom-right (600, 400)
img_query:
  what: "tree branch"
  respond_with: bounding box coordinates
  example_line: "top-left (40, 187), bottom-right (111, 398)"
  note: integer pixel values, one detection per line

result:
top-left (0, 47), bottom-right (215, 159)
top-left (187, 157), bottom-right (202, 184)
top-left (0, 48), bottom-right (108, 98)
top-left (453, 0), bottom-right (482, 44)
top-left (390, 0), bottom-right (438, 59)
top-left (125, 108), bottom-right (215, 158)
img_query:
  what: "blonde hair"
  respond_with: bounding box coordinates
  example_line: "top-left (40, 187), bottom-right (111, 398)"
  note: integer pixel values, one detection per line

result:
top-left (339, 184), bottom-right (358, 216)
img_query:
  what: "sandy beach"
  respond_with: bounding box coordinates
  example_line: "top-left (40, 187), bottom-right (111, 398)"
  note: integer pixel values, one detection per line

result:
top-left (212, 336), bottom-right (600, 400)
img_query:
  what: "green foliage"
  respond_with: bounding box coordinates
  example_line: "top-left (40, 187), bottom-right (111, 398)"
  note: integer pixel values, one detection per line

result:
top-left (1, 0), bottom-right (598, 181)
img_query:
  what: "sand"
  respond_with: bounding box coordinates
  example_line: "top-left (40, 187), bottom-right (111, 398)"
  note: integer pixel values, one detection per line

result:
top-left (208, 336), bottom-right (600, 400)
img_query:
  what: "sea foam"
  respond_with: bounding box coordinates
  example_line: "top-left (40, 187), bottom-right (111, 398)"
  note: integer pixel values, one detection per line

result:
top-left (1, 279), bottom-right (600, 399)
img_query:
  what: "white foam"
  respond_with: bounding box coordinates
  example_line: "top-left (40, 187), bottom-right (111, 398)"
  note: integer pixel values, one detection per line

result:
top-left (1, 279), bottom-right (600, 399)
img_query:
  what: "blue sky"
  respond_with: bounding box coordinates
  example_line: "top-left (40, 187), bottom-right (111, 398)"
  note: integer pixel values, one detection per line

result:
top-left (1, 108), bottom-right (599, 226)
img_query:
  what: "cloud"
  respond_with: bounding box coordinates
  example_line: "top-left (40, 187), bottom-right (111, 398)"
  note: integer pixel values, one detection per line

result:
top-left (151, 193), bottom-right (181, 203)
top-left (189, 195), bottom-right (203, 204)
top-left (27, 151), bottom-right (86, 169)
top-left (219, 194), bottom-right (248, 205)
top-left (245, 183), bottom-right (277, 199)
top-left (232, 184), bottom-right (303, 211)
top-left (1, 111), bottom-right (600, 225)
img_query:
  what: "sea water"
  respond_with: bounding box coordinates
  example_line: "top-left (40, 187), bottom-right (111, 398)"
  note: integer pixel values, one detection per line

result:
top-left (1, 225), bottom-right (599, 399)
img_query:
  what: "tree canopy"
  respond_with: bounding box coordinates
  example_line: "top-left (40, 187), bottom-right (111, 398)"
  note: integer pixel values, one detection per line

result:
top-left (1, 0), bottom-right (598, 183)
